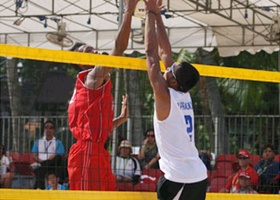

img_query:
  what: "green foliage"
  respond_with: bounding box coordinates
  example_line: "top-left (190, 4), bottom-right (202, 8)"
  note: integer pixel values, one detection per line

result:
top-left (138, 71), bottom-right (154, 116)
top-left (214, 50), bottom-right (279, 115)
top-left (175, 49), bottom-right (198, 63)
top-left (216, 51), bottom-right (278, 71)
top-left (197, 124), bottom-right (211, 150)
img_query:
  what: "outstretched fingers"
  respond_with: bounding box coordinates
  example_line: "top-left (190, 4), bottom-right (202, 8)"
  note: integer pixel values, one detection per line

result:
top-left (143, 0), bottom-right (163, 14)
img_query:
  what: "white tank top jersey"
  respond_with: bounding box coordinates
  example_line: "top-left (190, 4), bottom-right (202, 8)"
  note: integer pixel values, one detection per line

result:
top-left (154, 88), bottom-right (207, 183)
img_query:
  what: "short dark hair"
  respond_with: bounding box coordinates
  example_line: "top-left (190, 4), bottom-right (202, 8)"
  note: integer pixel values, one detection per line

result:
top-left (44, 120), bottom-right (55, 129)
top-left (68, 42), bottom-right (87, 71)
top-left (263, 144), bottom-right (275, 153)
top-left (45, 171), bottom-right (58, 179)
top-left (144, 128), bottom-right (154, 136)
top-left (175, 62), bottom-right (200, 93)
top-left (69, 42), bottom-right (86, 52)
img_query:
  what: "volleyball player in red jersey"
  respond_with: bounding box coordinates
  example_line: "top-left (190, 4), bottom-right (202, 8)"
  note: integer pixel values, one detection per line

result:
top-left (67, 0), bottom-right (138, 191)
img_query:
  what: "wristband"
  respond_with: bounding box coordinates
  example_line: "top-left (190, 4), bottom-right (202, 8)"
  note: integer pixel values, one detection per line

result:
top-left (146, 10), bottom-right (157, 15)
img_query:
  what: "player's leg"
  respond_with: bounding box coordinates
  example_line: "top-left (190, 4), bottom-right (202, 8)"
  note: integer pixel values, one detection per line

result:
top-left (157, 176), bottom-right (184, 200)
top-left (179, 179), bottom-right (208, 200)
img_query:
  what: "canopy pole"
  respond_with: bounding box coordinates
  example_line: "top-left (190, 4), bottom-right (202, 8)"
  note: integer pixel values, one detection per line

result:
top-left (278, 48), bottom-right (280, 114)
top-left (111, 0), bottom-right (124, 172)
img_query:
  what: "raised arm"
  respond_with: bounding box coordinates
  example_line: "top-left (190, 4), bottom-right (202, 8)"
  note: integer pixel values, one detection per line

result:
top-left (155, 0), bottom-right (173, 69)
top-left (144, 0), bottom-right (170, 120)
top-left (110, 0), bottom-right (138, 56)
top-left (85, 0), bottom-right (138, 90)
top-left (112, 94), bottom-right (129, 129)
top-left (144, 0), bottom-right (163, 92)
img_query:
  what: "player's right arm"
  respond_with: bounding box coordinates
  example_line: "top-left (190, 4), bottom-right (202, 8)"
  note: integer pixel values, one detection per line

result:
top-left (85, 0), bottom-right (138, 90)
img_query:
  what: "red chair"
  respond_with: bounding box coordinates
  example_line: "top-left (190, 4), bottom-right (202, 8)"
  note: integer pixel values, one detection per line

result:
top-left (273, 174), bottom-right (280, 181)
top-left (274, 155), bottom-right (280, 162)
top-left (208, 177), bottom-right (228, 192)
top-left (21, 153), bottom-right (34, 164)
top-left (116, 182), bottom-right (134, 191)
top-left (213, 161), bottom-right (234, 171)
top-left (141, 169), bottom-right (163, 180)
top-left (215, 154), bottom-right (236, 163)
top-left (211, 169), bottom-right (232, 180)
top-left (134, 169), bottom-right (163, 192)
top-left (134, 182), bottom-right (157, 192)
top-left (11, 152), bottom-right (21, 162)
top-left (13, 152), bottom-right (35, 178)
top-left (13, 161), bottom-right (34, 176)
top-left (250, 154), bottom-right (260, 167)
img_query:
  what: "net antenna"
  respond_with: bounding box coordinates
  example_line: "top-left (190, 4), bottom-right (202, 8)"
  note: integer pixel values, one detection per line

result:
top-left (265, 15), bottom-right (280, 44)
top-left (46, 19), bottom-right (74, 47)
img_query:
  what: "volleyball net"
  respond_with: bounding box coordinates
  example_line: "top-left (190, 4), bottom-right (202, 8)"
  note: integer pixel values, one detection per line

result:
top-left (0, 44), bottom-right (279, 83)
top-left (0, 44), bottom-right (279, 199)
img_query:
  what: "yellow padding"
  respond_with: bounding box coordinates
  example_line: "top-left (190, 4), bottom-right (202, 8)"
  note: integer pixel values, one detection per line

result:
top-left (0, 44), bottom-right (279, 83)
top-left (0, 189), bottom-right (279, 200)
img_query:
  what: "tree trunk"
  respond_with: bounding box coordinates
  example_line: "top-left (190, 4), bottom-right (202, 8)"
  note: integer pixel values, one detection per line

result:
top-left (6, 58), bottom-right (22, 152)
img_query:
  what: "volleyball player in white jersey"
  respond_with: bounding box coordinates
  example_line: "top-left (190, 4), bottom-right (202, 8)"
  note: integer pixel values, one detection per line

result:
top-left (144, 0), bottom-right (208, 199)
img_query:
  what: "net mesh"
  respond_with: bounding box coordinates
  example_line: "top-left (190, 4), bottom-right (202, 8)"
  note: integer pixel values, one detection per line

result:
top-left (0, 44), bottom-right (279, 198)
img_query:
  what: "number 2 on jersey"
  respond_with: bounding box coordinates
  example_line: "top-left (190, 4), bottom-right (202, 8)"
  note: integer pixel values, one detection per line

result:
top-left (184, 115), bottom-right (193, 142)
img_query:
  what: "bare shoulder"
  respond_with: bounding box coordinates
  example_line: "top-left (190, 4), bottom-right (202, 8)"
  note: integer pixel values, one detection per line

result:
top-left (84, 67), bottom-right (110, 90)
top-left (154, 85), bottom-right (170, 121)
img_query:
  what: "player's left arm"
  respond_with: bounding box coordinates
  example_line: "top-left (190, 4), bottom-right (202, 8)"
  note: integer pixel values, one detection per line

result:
top-left (112, 94), bottom-right (129, 129)
top-left (155, 0), bottom-right (173, 69)
top-left (145, 0), bottom-right (170, 121)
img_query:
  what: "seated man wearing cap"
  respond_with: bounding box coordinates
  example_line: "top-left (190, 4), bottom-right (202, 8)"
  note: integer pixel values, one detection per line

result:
top-left (114, 140), bottom-right (141, 185)
top-left (231, 172), bottom-right (258, 194)
top-left (220, 149), bottom-right (258, 193)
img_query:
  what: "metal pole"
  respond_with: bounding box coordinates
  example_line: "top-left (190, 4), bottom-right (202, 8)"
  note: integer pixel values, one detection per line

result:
top-left (278, 49), bottom-right (280, 114)
top-left (111, 0), bottom-right (124, 172)
top-left (214, 117), bottom-right (218, 156)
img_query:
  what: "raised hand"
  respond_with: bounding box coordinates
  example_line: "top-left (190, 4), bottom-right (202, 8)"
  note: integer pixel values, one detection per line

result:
top-left (143, 0), bottom-right (161, 14)
top-left (120, 94), bottom-right (129, 119)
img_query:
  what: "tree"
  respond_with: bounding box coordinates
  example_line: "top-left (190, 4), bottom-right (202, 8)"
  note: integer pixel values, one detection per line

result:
top-left (213, 50), bottom-right (279, 153)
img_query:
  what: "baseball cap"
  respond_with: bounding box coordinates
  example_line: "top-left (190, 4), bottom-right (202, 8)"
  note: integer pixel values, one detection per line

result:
top-left (239, 172), bottom-right (251, 179)
top-left (119, 140), bottom-right (132, 148)
top-left (238, 149), bottom-right (250, 158)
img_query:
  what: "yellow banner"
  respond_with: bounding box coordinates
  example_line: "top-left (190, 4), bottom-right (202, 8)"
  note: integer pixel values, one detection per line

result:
top-left (0, 189), bottom-right (279, 200)
top-left (0, 44), bottom-right (279, 83)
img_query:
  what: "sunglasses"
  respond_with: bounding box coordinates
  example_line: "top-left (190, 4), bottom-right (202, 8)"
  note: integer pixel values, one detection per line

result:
top-left (238, 157), bottom-right (248, 160)
top-left (147, 135), bottom-right (155, 138)
top-left (167, 63), bottom-right (177, 80)
top-left (44, 126), bottom-right (55, 129)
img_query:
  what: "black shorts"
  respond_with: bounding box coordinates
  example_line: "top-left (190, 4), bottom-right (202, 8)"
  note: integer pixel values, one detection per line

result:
top-left (157, 176), bottom-right (207, 200)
